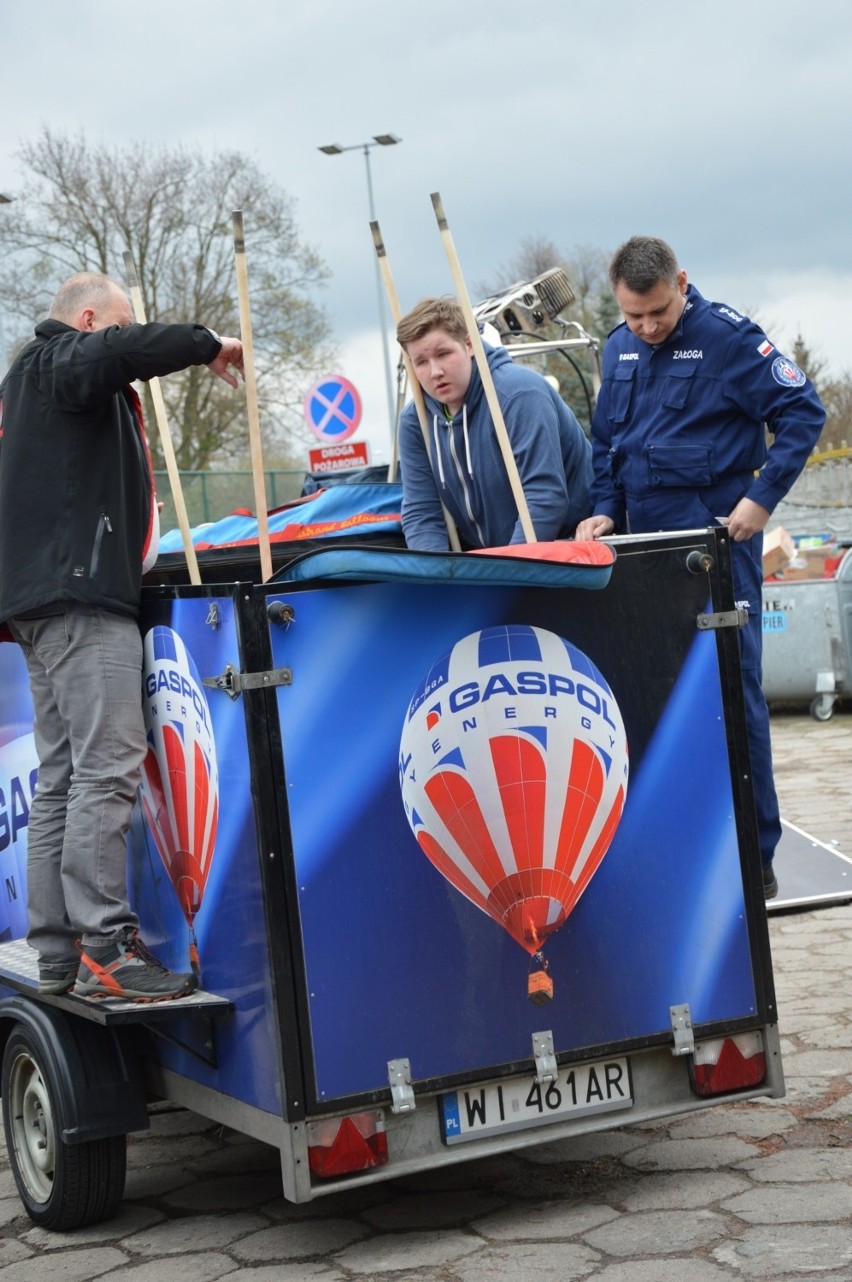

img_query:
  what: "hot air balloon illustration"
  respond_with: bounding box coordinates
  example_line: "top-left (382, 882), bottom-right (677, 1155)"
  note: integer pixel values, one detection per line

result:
top-left (399, 625), bottom-right (628, 1002)
top-left (139, 626), bottom-right (219, 973)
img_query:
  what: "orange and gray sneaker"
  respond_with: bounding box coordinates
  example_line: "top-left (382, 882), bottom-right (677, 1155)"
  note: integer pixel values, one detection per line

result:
top-left (38, 957), bottom-right (79, 995)
top-left (74, 928), bottom-right (197, 1002)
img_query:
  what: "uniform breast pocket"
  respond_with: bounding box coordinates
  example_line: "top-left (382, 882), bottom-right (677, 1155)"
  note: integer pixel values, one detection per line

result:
top-left (606, 365), bottom-right (636, 424)
top-left (661, 362), bottom-right (699, 409)
top-left (646, 443), bottom-right (715, 488)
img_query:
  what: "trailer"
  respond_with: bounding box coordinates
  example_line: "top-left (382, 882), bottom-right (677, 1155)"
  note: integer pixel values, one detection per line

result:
top-left (0, 522), bottom-right (783, 1230)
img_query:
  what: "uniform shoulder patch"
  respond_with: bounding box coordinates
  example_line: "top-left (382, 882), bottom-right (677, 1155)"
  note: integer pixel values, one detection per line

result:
top-left (714, 305), bottom-right (745, 326)
top-left (771, 356), bottom-right (807, 388)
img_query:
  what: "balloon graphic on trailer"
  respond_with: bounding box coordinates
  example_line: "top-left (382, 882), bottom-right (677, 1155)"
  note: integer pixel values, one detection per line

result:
top-left (399, 625), bottom-right (629, 1002)
top-left (140, 626), bottom-right (219, 972)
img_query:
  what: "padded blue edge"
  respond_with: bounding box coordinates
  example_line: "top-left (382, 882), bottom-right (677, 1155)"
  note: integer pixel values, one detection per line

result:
top-left (270, 545), bottom-right (614, 590)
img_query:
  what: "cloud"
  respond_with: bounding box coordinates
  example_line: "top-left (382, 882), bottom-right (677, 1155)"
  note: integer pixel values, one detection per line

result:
top-left (1, 0), bottom-right (850, 405)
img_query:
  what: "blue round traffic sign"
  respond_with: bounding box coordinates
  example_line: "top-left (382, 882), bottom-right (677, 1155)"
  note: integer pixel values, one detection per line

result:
top-left (304, 375), bottom-right (362, 444)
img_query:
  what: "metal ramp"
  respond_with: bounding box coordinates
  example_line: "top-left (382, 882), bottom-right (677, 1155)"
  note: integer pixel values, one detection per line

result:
top-left (769, 818), bottom-right (852, 913)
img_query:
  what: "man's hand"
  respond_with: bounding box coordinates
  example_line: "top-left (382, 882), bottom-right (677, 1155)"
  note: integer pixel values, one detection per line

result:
top-left (720, 497), bottom-right (771, 542)
top-left (576, 514), bottom-right (615, 540)
top-left (207, 336), bottom-right (244, 389)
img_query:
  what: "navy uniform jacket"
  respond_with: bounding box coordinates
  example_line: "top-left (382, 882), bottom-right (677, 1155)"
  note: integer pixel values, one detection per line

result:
top-left (589, 283), bottom-right (826, 871)
top-left (589, 283), bottom-right (825, 538)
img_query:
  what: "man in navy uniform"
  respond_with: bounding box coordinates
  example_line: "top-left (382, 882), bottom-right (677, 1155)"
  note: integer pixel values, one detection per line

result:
top-left (577, 236), bottom-right (825, 899)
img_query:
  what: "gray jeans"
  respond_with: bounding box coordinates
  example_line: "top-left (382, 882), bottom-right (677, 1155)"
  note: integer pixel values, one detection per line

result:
top-left (9, 605), bottom-right (146, 961)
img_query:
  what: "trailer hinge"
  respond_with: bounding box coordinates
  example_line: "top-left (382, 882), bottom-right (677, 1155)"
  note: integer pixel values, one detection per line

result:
top-left (202, 662), bottom-right (293, 700)
top-left (670, 1003), bottom-right (695, 1057)
top-left (532, 1030), bottom-right (557, 1084)
top-left (697, 607), bottom-right (748, 631)
top-left (387, 1058), bottom-right (415, 1114)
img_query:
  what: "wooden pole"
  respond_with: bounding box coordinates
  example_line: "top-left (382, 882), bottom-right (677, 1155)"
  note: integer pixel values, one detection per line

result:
top-left (430, 192), bottom-right (536, 543)
top-left (232, 210), bottom-right (273, 584)
top-left (370, 220), bottom-right (462, 553)
top-left (122, 250), bottom-right (201, 585)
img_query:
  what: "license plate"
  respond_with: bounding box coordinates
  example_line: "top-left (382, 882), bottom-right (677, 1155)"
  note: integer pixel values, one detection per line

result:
top-left (440, 1056), bottom-right (632, 1145)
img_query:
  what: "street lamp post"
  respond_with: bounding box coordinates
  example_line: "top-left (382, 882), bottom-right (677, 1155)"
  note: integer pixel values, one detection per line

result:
top-left (318, 135), bottom-right (401, 450)
top-left (0, 195), bottom-right (13, 370)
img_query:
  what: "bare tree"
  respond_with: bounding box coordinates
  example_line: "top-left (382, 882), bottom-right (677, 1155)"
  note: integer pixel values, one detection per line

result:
top-left (0, 129), bottom-right (335, 470)
top-left (791, 332), bottom-right (827, 392)
top-left (475, 238), bottom-right (614, 429)
top-left (816, 375), bottom-right (852, 452)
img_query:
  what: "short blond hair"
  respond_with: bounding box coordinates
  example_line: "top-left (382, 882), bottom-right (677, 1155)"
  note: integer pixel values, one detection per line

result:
top-left (396, 296), bottom-right (467, 347)
top-left (49, 272), bottom-right (123, 323)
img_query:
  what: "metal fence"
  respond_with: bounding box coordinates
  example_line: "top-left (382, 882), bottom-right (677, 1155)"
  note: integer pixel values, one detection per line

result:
top-left (154, 451), bottom-right (852, 542)
top-left (773, 449), bottom-right (852, 537)
top-left (154, 469), bottom-right (306, 532)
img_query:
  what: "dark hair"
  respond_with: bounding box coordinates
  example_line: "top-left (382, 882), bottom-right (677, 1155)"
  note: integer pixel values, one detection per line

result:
top-left (608, 237), bottom-right (680, 293)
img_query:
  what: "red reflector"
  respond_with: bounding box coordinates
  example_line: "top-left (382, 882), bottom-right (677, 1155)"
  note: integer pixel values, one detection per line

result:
top-left (307, 1110), bottom-right (388, 1179)
top-left (690, 1032), bottom-right (766, 1097)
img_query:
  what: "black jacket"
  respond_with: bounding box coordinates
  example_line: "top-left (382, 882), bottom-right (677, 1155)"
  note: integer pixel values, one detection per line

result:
top-left (0, 319), bottom-right (220, 621)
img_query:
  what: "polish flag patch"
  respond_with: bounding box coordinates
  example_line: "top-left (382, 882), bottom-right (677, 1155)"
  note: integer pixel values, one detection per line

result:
top-left (757, 340), bottom-right (774, 357)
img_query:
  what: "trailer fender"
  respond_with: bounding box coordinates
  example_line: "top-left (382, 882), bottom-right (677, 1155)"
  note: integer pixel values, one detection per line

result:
top-left (0, 995), bottom-right (149, 1143)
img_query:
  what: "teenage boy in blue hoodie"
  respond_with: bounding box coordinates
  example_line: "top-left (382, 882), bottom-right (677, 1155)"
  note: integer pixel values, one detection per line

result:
top-left (396, 296), bottom-right (592, 551)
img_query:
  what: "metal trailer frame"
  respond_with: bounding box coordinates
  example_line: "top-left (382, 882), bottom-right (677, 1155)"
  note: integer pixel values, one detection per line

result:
top-left (0, 527), bottom-right (784, 1228)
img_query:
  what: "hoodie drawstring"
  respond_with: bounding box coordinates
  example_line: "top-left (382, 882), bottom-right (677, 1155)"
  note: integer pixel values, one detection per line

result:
top-left (432, 414), bottom-right (446, 486)
top-left (460, 405), bottom-right (474, 476)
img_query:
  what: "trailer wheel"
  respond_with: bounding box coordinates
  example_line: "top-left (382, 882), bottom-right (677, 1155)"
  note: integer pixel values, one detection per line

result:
top-left (1, 1024), bottom-right (126, 1231)
top-left (810, 694), bottom-right (836, 722)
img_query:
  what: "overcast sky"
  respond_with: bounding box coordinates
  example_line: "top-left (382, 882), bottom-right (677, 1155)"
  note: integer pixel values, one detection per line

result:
top-left (3, 1), bottom-right (850, 462)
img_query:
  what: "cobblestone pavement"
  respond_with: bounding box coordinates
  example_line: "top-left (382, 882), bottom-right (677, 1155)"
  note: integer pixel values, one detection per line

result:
top-left (0, 711), bottom-right (850, 1281)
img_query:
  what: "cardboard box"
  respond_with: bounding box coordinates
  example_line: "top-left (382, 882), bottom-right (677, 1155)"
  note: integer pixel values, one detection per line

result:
top-left (762, 526), bottom-right (795, 578)
top-left (776, 545), bottom-right (842, 581)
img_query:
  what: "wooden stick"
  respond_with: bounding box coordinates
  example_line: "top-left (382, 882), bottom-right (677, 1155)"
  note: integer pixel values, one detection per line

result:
top-left (232, 211), bottom-right (273, 584)
top-left (387, 359), bottom-right (401, 485)
top-left (122, 250), bottom-right (201, 585)
top-left (370, 220), bottom-right (462, 553)
top-left (430, 192), bottom-right (536, 544)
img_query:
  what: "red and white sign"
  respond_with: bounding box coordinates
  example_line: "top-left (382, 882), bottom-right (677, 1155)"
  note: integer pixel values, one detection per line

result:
top-left (308, 440), bottom-right (371, 474)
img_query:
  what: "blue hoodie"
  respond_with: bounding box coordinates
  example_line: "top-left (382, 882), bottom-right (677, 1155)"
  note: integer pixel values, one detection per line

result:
top-left (398, 343), bottom-right (592, 551)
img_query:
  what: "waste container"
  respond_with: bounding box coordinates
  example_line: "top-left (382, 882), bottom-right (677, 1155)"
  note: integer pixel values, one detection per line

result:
top-left (762, 544), bottom-right (852, 719)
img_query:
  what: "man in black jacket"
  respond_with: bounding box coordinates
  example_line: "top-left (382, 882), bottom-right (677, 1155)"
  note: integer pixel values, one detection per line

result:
top-left (0, 272), bottom-right (243, 1000)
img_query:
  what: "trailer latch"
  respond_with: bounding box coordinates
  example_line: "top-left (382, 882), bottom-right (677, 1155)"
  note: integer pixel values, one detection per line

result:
top-left (696, 607), bottom-right (747, 631)
top-left (387, 1058), bottom-right (415, 1114)
top-left (202, 662), bottom-right (293, 700)
top-left (670, 1003), bottom-right (695, 1057)
top-left (532, 1030), bottom-right (557, 1084)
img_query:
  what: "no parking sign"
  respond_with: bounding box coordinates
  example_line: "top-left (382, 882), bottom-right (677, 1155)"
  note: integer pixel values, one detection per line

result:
top-left (304, 375), bottom-right (362, 444)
